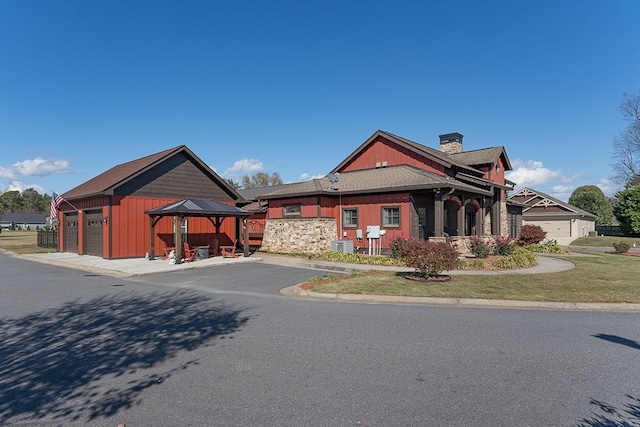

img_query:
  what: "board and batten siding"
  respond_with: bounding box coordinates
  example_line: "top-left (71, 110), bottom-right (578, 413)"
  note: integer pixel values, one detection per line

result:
top-left (339, 136), bottom-right (445, 175)
top-left (116, 152), bottom-right (235, 201)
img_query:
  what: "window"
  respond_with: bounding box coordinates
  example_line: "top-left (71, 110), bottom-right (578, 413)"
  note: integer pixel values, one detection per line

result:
top-left (283, 204), bottom-right (301, 217)
top-left (343, 208), bottom-right (358, 228)
top-left (382, 206), bottom-right (400, 227)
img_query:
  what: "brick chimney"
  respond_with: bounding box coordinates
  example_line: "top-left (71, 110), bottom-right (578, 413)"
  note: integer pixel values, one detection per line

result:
top-left (439, 132), bottom-right (464, 154)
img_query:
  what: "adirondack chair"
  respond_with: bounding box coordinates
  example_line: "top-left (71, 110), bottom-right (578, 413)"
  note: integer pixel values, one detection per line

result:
top-left (161, 240), bottom-right (175, 260)
top-left (220, 240), bottom-right (239, 258)
top-left (183, 242), bottom-right (198, 262)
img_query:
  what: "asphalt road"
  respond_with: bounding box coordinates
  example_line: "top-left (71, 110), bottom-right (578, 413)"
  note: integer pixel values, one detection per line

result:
top-left (1, 253), bottom-right (639, 427)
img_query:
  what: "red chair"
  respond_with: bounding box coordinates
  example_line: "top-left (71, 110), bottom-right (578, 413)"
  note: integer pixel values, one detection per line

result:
top-left (161, 240), bottom-right (175, 260)
top-left (183, 242), bottom-right (198, 262)
top-left (220, 240), bottom-right (239, 258)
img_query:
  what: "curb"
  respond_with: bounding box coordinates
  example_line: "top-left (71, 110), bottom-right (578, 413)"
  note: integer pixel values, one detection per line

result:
top-left (285, 285), bottom-right (640, 312)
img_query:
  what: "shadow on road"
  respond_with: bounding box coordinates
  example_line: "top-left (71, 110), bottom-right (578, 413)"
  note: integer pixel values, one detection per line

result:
top-left (0, 289), bottom-right (249, 424)
top-left (577, 395), bottom-right (640, 426)
top-left (592, 333), bottom-right (640, 350)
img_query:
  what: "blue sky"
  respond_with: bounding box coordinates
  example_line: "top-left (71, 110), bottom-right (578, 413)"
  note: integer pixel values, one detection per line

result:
top-left (1, 0), bottom-right (638, 201)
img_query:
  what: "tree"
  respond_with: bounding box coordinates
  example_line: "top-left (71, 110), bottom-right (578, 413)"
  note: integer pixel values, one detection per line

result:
top-left (21, 188), bottom-right (45, 213)
top-left (226, 179), bottom-right (241, 190)
top-left (611, 90), bottom-right (640, 185)
top-left (0, 189), bottom-right (52, 214)
top-left (568, 185), bottom-right (614, 225)
top-left (612, 183), bottom-right (640, 234)
top-left (0, 190), bottom-right (22, 213)
top-left (241, 172), bottom-right (283, 189)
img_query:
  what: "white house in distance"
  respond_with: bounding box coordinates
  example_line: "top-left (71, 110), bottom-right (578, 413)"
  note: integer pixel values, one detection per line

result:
top-left (508, 188), bottom-right (596, 245)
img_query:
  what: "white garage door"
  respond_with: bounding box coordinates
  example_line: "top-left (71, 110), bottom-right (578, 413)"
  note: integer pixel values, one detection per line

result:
top-left (526, 220), bottom-right (571, 238)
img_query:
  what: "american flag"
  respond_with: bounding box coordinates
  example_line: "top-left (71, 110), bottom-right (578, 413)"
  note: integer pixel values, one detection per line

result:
top-left (49, 192), bottom-right (64, 224)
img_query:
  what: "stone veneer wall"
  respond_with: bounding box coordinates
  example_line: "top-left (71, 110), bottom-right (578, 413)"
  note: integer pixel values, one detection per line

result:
top-left (260, 218), bottom-right (337, 254)
top-left (499, 200), bottom-right (509, 237)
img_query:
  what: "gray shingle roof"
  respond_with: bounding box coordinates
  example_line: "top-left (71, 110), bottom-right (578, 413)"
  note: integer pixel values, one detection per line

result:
top-left (62, 145), bottom-right (242, 201)
top-left (144, 199), bottom-right (250, 217)
top-left (451, 146), bottom-right (511, 170)
top-left (260, 165), bottom-right (494, 199)
top-left (509, 187), bottom-right (597, 218)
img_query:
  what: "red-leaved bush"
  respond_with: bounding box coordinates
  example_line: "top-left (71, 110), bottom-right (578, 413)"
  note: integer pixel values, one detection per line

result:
top-left (518, 224), bottom-right (547, 245)
top-left (399, 240), bottom-right (459, 278)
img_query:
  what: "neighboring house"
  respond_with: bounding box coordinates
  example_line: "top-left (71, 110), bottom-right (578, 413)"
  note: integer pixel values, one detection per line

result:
top-left (56, 145), bottom-right (245, 259)
top-left (250, 130), bottom-right (521, 254)
top-left (0, 213), bottom-right (47, 230)
top-left (509, 187), bottom-right (596, 245)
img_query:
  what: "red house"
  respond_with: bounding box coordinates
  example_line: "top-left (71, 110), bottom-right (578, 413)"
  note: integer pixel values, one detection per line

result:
top-left (56, 145), bottom-right (246, 259)
top-left (249, 130), bottom-right (520, 254)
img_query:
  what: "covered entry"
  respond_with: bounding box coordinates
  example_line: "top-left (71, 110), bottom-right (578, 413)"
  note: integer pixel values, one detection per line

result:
top-left (145, 199), bottom-right (251, 264)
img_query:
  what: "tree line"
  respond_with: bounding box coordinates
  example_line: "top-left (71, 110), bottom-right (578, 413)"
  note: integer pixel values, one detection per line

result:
top-left (0, 189), bottom-right (52, 216)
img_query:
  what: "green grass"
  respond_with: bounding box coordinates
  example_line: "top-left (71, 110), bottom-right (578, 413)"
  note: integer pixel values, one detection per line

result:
top-left (0, 230), bottom-right (54, 254)
top-left (305, 252), bottom-right (640, 303)
top-left (570, 235), bottom-right (640, 248)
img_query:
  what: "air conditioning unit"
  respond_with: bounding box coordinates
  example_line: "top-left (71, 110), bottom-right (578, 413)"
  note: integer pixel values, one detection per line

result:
top-left (331, 240), bottom-right (354, 253)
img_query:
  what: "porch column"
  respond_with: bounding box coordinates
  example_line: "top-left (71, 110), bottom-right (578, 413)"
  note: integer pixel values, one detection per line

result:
top-left (243, 217), bottom-right (249, 257)
top-left (492, 194), bottom-right (500, 236)
top-left (475, 207), bottom-right (483, 236)
top-left (434, 191), bottom-right (443, 237)
top-left (148, 215), bottom-right (156, 260)
top-left (174, 215), bottom-right (183, 264)
top-left (457, 203), bottom-right (464, 236)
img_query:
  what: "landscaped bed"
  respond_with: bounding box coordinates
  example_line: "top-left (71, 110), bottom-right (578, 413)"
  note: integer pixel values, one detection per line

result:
top-left (301, 252), bottom-right (640, 304)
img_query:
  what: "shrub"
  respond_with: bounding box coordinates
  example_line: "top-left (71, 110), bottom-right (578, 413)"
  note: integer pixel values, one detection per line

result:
top-left (518, 224), bottom-right (547, 245)
top-left (468, 236), bottom-right (491, 259)
top-left (540, 240), bottom-right (568, 254)
top-left (317, 251), bottom-right (405, 266)
top-left (390, 236), bottom-right (414, 258)
top-left (399, 240), bottom-right (459, 277)
top-left (494, 235), bottom-right (516, 255)
top-left (492, 247), bottom-right (538, 269)
top-left (457, 258), bottom-right (487, 270)
top-left (613, 241), bottom-right (631, 254)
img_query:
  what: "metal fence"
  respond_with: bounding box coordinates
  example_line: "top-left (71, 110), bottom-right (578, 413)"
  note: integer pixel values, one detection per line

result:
top-left (37, 230), bottom-right (58, 249)
top-left (595, 226), bottom-right (640, 237)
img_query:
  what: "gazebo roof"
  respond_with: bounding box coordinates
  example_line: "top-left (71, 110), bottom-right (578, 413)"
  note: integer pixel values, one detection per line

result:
top-left (145, 199), bottom-right (251, 217)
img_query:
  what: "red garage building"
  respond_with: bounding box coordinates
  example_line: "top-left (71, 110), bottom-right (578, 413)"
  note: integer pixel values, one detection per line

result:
top-left (55, 145), bottom-right (246, 259)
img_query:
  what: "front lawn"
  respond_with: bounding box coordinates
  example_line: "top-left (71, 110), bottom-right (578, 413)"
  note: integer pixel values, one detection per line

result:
top-left (304, 252), bottom-right (640, 304)
top-left (0, 230), bottom-right (53, 254)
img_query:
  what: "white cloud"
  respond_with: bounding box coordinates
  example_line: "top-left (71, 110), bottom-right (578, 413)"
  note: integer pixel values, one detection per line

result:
top-left (7, 180), bottom-right (48, 194)
top-left (10, 157), bottom-right (71, 176)
top-left (221, 158), bottom-right (265, 181)
top-left (561, 173), bottom-right (583, 184)
top-left (550, 185), bottom-right (574, 201)
top-left (0, 166), bottom-right (15, 179)
top-left (506, 159), bottom-right (561, 188)
top-left (298, 172), bottom-right (325, 181)
top-left (1, 157), bottom-right (71, 180)
top-left (596, 178), bottom-right (620, 198)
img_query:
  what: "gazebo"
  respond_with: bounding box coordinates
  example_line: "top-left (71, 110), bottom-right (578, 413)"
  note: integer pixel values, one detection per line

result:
top-left (145, 199), bottom-right (251, 263)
